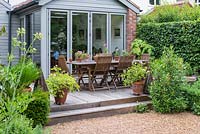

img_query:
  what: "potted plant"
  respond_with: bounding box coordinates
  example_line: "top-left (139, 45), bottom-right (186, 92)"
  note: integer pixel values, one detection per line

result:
top-left (75, 51), bottom-right (83, 62)
top-left (122, 50), bottom-right (129, 56)
top-left (114, 51), bottom-right (120, 61)
top-left (121, 63), bottom-right (147, 95)
top-left (81, 53), bottom-right (89, 61)
top-left (75, 51), bottom-right (89, 62)
top-left (46, 66), bottom-right (80, 105)
top-left (131, 39), bottom-right (153, 60)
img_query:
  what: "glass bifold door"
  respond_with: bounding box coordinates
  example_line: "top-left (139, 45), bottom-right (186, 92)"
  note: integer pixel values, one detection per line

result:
top-left (50, 10), bottom-right (125, 69)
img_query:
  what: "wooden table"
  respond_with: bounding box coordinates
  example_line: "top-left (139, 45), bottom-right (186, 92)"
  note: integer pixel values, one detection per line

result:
top-left (67, 60), bottom-right (149, 91)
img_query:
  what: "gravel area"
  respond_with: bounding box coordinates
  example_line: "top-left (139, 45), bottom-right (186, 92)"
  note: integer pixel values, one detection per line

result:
top-left (49, 112), bottom-right (200, 134)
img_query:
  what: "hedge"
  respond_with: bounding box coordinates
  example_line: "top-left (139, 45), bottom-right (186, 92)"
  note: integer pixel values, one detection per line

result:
top-left (137, 21), bottom-right (200, 71)
top-left (140, 5), bottom-right (200, 23)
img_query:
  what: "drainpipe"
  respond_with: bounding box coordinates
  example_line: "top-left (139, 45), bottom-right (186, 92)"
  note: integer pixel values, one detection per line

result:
top-left (8, 11), bottom-right (12, 54)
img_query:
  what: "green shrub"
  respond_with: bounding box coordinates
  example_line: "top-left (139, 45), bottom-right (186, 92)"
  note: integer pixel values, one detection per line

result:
top-left (0, 114), bottom-right (49, 134)
top-left (0, 114), bottom-right (34, 134)
top-left (24, 89), bottom-right (50, 127)
top-left (137, 21), bottom-right (200, 72)
top-left (0, 60), bottom-right (40, 98)
top-left (181, 79), bottom-right (200, 115)
top-left (149, 47), bottom-right (188, 113)
top-left (12, 59), bottom-right (41, 89)
top-left (135, 103), bottom-right (149, 113)
top-left (140, 4), bottom-right (200, 23)
top-left (192, 102), bottom-right (200, 115)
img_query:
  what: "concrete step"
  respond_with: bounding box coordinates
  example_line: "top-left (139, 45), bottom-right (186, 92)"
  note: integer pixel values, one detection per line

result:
top-left (50, 94), bottom-right (150, 112)
top-left (48, 101), bottom-right (151, 125)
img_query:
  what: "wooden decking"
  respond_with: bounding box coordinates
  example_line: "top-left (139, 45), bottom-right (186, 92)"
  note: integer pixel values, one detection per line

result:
top-left (49, 88), bottom-right (151, 125)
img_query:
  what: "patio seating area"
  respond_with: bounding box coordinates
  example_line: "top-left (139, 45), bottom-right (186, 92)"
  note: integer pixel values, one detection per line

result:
top-left (47, 55), bottom-right (151, 125)
top-left (63, 55), bottom-right (149, 91)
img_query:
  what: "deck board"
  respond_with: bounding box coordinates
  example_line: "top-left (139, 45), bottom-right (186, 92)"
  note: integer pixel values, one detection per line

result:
top-left (50, 88), bottom-right (148, 107)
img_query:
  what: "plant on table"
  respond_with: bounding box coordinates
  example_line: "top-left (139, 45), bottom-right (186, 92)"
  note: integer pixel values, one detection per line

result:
top-left (131, 39), bottom-right (153, 60)
top-left (122, 63), bottom-right (147, 95)
top-left (75, 51), bottom-right (89, 62)
top-left (122, 50), bottom-right (130, 56)
top-left (46, 66), bottom-right (80, 105)
top-left (114, 50), bottom-right (120, 61)
top-left (103, 43), bottom-right (108, 54)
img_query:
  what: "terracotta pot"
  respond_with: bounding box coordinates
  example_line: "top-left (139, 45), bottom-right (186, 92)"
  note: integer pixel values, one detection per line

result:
top-left (114, 56), bottom-right (120, 61)
top-left (54, 89), bottom-right (68, 105)
top-left (132, 80), bottom-right (145, 95)
top-left (76, 58), bottom-right (82, 62)
top-left (69, 58), bottom-right (73, 62)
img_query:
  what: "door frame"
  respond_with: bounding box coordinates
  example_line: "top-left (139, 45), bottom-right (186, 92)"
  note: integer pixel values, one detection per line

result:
top-left (48, 9), bottom-right (69, 75)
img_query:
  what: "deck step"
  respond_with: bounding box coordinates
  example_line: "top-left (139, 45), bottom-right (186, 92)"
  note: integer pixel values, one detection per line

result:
top-left (48, 101), bottom-right (151, 125)
top-left (50, 95), bottom-right (150, 112)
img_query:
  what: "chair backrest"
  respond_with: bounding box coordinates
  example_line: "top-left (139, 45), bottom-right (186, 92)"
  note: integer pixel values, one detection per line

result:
top-left (117, 55), bottom-right (135, 71)
top-left (94, 55), bottom-right (112, 73)
top-left (58, 55), bottom-right (69, 73)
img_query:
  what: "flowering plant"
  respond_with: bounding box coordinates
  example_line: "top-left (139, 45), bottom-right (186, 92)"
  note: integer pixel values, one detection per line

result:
top-left (75, 51), bottom-right (89, 60)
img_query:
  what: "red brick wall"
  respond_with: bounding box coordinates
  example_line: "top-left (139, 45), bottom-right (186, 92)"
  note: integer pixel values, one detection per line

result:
top-left (126, 9), bottom-right (137, 51)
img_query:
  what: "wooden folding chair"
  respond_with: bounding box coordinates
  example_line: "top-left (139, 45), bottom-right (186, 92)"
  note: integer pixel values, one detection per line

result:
top-left (58, 55), bottom-right (70, 74)
top-left (89, 55), bottom-right (112, 91)
top-left (110, 55), bottom-right (135, 89)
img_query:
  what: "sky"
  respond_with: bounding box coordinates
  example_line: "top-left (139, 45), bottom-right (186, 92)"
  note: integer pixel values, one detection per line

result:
top-left (7, 0), bottom-right (26, 6)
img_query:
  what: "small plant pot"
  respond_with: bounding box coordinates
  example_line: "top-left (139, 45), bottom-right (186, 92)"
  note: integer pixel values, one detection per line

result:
top-left (114, 56), bottom-right (120, 61)
top-left (76, 58), bottom-right (82, 62)
top-left (69, 58), bottom-right (73, 62)
top-left (132, 80), bottom-right (145, 95)
top-left (54, 89), bottom-right (68, 105)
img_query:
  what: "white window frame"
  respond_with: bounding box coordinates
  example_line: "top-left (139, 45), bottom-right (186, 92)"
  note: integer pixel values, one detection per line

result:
top-left (110, 13), bottom-right (126, 53)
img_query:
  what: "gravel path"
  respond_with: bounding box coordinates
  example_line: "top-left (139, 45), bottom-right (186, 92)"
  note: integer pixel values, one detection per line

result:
top-left (49, 112), bottom-right (200, 134)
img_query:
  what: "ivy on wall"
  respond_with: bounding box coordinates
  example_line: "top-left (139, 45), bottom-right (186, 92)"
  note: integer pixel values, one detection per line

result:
top-left (137, 21), bottom-right (200, 71)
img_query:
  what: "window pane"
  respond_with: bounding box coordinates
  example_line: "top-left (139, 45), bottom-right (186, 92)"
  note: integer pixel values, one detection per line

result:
top-left (92, 14), bottom-right (107, 55)
top-left (72, 12), bottom-right (88, 55)
top-left (20, 18), bottom-right (24, 42)
top-left (32, 11), bottom-right (41, 65)
top-left (26, 15), bottom-right (32, 47)
top-left (156, 0), bottom-right (160, 5)
top-left (149, 0), bottom-right (154, 5)
top-left (111, 15), bottom-right (124, 55)
top-left (50, 11), bottom-right (67, 68)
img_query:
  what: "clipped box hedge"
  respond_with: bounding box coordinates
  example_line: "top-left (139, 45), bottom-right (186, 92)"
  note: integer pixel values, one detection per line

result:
top-left (137, 21), bottom-right (200, 71)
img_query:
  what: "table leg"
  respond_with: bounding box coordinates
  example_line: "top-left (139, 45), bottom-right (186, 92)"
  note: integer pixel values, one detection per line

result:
top-left (88, 69), bottom-right (94, 91)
